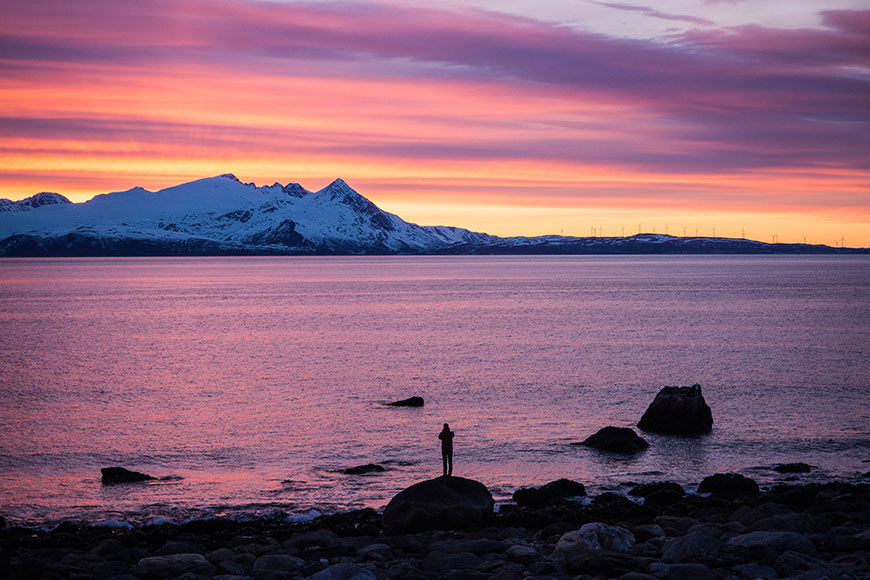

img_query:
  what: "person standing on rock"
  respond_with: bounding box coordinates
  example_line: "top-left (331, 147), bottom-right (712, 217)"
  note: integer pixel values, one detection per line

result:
top-left (439, 423), bottom-right (454, 477)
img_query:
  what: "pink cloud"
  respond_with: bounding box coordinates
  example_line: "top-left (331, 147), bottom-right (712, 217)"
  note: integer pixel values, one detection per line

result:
top-left (1, 0), bottom-right (868, 177)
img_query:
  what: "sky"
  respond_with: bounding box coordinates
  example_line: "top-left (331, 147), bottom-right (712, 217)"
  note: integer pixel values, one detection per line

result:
top-left (1, 0), bottom-right (868, 245)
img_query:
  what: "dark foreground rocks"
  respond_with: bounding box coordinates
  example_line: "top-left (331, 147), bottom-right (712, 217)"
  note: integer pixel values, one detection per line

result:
top-left (101, 467), bottom-right (156, 485)
top-left (513, 479), bottom-right (587, 508)
top-left (579, 426), bottom-right (649, 454)
top-left (3, 478), bottom-right (869, 580)
top-left (699, 472), bottom-right (760, 498)
top-left (638, 384), bottom-right (714, 435)
top-left (382, 476), bottom-right (494, 534)
top-left (386, 396), bottom-right (424, 407)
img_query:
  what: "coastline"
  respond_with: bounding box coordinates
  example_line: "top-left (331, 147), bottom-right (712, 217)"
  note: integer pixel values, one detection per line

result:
top-left (3, 475), bottom-right (868, 579)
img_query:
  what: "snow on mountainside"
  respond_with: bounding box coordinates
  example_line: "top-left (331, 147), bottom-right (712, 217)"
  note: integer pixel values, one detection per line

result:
top-left (0, 192), bottom-right (71, 212)
top-left (0, 175), bottom-right (862, 256)
top-left (0, 175), bottom-right (494, 255)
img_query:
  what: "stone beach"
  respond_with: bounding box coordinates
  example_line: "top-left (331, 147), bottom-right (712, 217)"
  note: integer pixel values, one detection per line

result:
top-left (2, 476), bottom-right (868, 580)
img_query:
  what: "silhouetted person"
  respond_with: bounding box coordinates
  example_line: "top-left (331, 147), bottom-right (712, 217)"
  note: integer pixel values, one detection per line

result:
top-left (439, 423), bottom-right (454, 476)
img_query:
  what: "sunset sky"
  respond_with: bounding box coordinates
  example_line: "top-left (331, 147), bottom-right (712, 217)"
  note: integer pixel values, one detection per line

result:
top-left (2, 0), bottom-right (868, 245)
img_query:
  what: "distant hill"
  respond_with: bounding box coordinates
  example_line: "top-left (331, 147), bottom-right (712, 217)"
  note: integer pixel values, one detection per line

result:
top-left (0, 175), bottom-right (864, 256)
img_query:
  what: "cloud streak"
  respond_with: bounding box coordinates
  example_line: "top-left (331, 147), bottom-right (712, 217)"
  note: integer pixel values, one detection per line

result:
top-left (0, 0), bottom-right (868, 242)
top-left (587, 1), bottom-right (715, 26)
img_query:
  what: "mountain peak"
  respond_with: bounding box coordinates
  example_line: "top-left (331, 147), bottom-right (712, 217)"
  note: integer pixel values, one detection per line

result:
top-left (217, 173), bottom-right (241, 183)
top-left (282, 182), bottom-right (310, 198)
top-left (0, 191), bottom-right (72, 212)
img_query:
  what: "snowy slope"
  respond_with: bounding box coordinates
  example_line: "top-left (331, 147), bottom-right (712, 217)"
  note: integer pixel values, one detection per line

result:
top-left (0, 175), bottom-right (494, 255)
top-left (0, 175), bottom-right (860, 256)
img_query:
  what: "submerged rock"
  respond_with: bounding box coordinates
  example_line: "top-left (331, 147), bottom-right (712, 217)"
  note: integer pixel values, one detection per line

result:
top-left (341, 463), bottom-right (386, 475)
top-left (382, 476), bottom-right (494, 534)
top-left (100, 467), bottom-right (155, 485)
top-left (638, 384), bottom-right (713, 435)
top-left (774, 462), bottom-right (812, 473)
top-left (580, 426), bottom-right (649, 454)
top-left (699, 473), bottom-right (760, 498)
top-left (387, 396), bottom-right (424, 407)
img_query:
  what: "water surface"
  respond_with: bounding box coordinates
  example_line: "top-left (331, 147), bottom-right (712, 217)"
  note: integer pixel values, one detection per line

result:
top-left (1, 256), bottom-right (867, 526)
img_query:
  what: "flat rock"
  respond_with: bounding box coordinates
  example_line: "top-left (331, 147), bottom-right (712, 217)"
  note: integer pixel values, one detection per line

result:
top-left (698, 473), bottom-right (759, 497)
top-left (580, 426), bottom-right (649, 454)
top-left (774, 550), bottom-right (826, 578)
top-left (637, 384), bottom-right (713, 435)
top-left (341, 463), bottom-right (386, 475)
top-left (387, 396), bottom-right (424, 407)
top-left (135, 553), bottom-right (215, 577)
top-left (651, 562), bottom-right (720, 580)
top-left (100, 467), bottom-right (155, 484)
top-left (774, 462), bottom-right (812, 473)
top-left (309, 562), bottom-right (378, 580)
top-left (252, 553), bottom-right (306, 573)
top-left (728, 530), bottom-right (817, 556)
top-left (155, 540), bottom-right (203, 555)
top-left (382, 476), bottom-right (494, 534)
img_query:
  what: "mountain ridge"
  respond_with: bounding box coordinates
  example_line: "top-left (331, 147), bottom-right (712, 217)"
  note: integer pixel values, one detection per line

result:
top-left (0, 175), bottom-right (865, 256)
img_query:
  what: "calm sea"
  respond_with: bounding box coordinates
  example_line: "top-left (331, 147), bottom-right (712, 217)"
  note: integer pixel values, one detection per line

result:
top-left (1, 256), bottom-right (868, 527)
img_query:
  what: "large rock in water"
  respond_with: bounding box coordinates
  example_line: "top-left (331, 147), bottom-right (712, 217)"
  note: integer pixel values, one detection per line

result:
top-left (580, 426), bottom-right (649, 454)
top-left (382, 476), bottom-right (494, 534)
top-left (638, 384), bottom-right (713, 434)
top-left (387, 396), bottom-right (424, 407)
top-left (101, 467), bottom-right (155, 484)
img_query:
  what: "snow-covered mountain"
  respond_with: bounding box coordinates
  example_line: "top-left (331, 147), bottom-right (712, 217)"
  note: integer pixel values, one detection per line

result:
top-left (0, 175), bottom-right (495, 255)
top-left (0, 175), bottom-right (862, 255)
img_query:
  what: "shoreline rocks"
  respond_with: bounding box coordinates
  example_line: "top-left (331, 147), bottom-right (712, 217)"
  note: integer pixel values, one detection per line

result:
top-left (698, 472), bottom-right (760, 497)
top-left (513, 478), bottom-right (587, 508)
top-left (3, 477), bottom-right (869, 580)
top-left (638, 384), bottom-right (713, 435)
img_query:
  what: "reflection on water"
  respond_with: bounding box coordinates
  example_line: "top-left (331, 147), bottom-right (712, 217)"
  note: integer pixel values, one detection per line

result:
top-left (0, 255), bottom-right (868, 525)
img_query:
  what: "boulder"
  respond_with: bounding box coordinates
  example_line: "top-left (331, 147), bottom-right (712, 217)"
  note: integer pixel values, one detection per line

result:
top-left (135, 554), bottom-right (215, 577)
top-left (309, 562), bottom-right (378, 580)
top-left (660, 525), bottom-right (721, 563)
top-left (629, 481), bottom-right (684, 505)
top-left (252, 554), bottom-right (306, 574)
top-left (774, 462), bottom-right (811, 473)
top-left (698, 473), bottom-right (759, 497)
top-left (341, 463), bottom-right (386, 475)
top-left (387, 396), bottom-right (424, 407)
top-left (728, 531), bottom-right (817, 557)
top-left (382, 476), bottom-right (494, 534)
top-left (637, 384), bottom-right (713, 435)
top-left (512, 478), bottom-right (586, 507)
top-left (554, 522), bottom-right (635, 556)
top-left (100, 467), bottom-right (155, 485)
top-left (580, 426), bottom-right (649, 454)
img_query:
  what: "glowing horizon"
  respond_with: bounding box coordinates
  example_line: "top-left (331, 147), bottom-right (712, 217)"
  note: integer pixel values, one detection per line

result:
top-left (1, 0), bottom-right (868, 247)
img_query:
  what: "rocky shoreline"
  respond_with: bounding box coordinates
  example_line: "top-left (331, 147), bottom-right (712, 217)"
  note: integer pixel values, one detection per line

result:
top-left (2, 476), bottom-right (868, 580)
